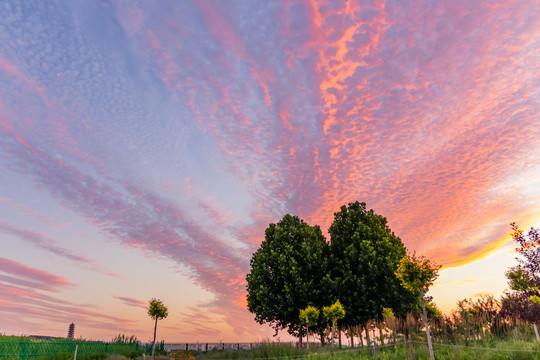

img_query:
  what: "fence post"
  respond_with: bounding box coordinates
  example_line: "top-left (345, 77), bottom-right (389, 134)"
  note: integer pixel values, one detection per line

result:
top-left (408, 334), bottom-right (414, 360)
top-left (371, 329), bottom-right (377, 356)
top-left (73, 344), bottom-right (78, 360)
top-left (205, 343), bottom-right (208, 352)
top-left (237, 343), bottom-right (240, 351)
top-left (186, 343), bottom-right (188, 352)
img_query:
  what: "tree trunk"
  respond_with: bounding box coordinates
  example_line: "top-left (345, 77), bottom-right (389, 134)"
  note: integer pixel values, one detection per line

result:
top-left (364, 324), bottom-right (371, 347)
top-left (319, 329), bottom-right (325, 346)
top-left (534, 323), bottom-right (540, 342)
top-left (331, 319), bottom-right (336, 346)
top-left (378, 321), bottom-right (384, 345)
top-left (306, 324), bottom-right (310, 349)
top-left (338, 328), bottom-right (342, 348)
top-left (350, 326), bottom-right (354, 347)
top-left (152, 317), bottom-right (158, 359)
top-left (420, 287), bottom-right (435, 360)
top-left (408, 334), bottom-right (414, 360)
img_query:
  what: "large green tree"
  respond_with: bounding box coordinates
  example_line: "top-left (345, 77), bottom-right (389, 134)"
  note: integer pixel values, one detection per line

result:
top-left (328, 202), bottom-right (416, 335)
top-left (246, 214), bottom-right (332, 339)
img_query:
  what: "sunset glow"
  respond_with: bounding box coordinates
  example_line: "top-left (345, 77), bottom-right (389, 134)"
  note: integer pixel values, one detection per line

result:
top-left (1, 0), bottom-right (539, 342)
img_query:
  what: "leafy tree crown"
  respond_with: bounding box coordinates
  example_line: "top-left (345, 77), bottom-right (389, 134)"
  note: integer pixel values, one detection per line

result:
top-left (510, 222), bottom-right (540, 278)
top-left (299, 306), bottom-right (320, 326)
top-left (396, 252), bottom-right (441, 292)
top-left (148, 298), bottom-right (169, 320)
top-left (382, 307), bottom-right (395, 319)
top-left (322, 300), bottom-right (346, 321)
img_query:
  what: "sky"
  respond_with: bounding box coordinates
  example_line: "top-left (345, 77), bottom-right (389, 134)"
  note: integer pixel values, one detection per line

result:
top-left (0, 0), bottom-right (539, 343)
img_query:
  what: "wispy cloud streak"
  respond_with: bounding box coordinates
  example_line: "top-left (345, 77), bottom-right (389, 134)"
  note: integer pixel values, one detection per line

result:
top-left (0, 257), bottom-right (75, 290)
top-left (114, 296), bottom-right (148, 309)
top-left (0, 258), bottom-right (134, 332)
top-left (0, 221), bottom-right (120, 277)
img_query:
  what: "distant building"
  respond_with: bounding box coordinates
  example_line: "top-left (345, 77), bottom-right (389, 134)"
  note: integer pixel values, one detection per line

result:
top-left (67, 323), bottom-right (75, 339)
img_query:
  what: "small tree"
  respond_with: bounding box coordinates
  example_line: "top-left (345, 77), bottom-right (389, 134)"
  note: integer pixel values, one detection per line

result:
top-left (502, 224), bottom-right (540, 341)
top-left (299, 306), bottom-right (320, 349)
top-left (382, 308), bottom-right (396, 343)
top-left (396, 252), bottom-right (441, 360)
top-left (148, 298), bottom-right (168, 359)
top-left (323, 300), bottom-right (346, 346)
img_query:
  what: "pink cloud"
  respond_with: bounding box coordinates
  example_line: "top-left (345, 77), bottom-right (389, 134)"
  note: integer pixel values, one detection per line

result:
top-left (0, 259), bottom-right (134, 335)
top-left (0, 221), bottom-right (120, 278)
top-left (194, 0), bottom-right (249, 60)
top-left (0, 54), bottom-right (33, 85)
top-left (114, 296), bottom-right (148, 309)
top-left (0, 285), bottom-right (134, 327)
top-left (114, 0), bottom-right (145, 37)
top-left (0, 257), bottom-right (75, 290)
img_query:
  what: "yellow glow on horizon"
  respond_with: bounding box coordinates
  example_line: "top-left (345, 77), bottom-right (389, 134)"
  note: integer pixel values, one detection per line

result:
top-left (430, 242), bottom-right (515, 314)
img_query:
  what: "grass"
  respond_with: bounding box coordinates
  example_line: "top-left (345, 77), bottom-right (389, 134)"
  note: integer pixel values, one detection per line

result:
top-left (188, 339), bottom-right (540, 360)
top-left (3, 335), bottom-right (540, 359)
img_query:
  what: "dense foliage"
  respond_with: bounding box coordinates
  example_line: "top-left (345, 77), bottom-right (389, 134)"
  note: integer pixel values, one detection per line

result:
top-left (329, 202), bottom-right (417, 329)
top-left (246, 214), bottom-right (332, 338)
top-left (246, 202), bottom-right (420, 341)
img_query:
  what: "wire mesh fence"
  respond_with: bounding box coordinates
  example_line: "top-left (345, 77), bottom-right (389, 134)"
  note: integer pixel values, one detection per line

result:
top-left (0, 339), bottom-right (140, 359)
top-left (165, 343), bottom-right (259, 352)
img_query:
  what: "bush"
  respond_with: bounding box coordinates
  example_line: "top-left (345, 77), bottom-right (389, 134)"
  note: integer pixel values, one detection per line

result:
top-left (120, 349), bottom-right (142, 359)
top-left (142, 340), bottom-right (166, 356)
